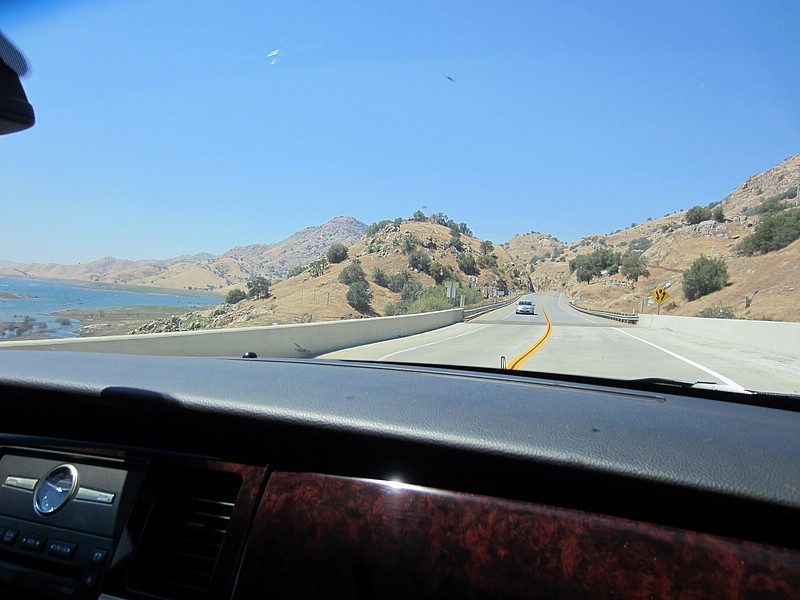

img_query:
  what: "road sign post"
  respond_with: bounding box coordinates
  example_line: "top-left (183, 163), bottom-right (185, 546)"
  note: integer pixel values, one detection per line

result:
top-left (650, 287), bottom-right (670, 315)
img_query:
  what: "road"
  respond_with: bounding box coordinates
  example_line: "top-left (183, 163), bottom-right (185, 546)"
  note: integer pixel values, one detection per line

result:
top-left (321, 294), bottom-right (800, 395)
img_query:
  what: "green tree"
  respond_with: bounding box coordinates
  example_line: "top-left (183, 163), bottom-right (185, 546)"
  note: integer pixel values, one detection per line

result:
top-left (736, 209), bottom-right (800, 255)
top-left (569, 249), bottom-right (619, 283)
top-left (712, 205), bottom-right (725, 222)
top-left (458, 222), bottom-right (473, 236)
top-left (387, 271), bottom-right (411, 292)
top-left (346, 280), bottom-right (373, 312)
top-left (372, 267), bottom-right (389, 287)
top-left (686, 205), bottom-right (712, 224)
top-left (682, 255), bottom-right (729, 301)
top-left (246, 277), bottom-right (272, 299)
top-left (225, 288), bottom-right (246, 304)
top-left (430, 212), bottom-right (450, 226)
top-left (411, 210), bottom-right (427, 221)
top-left (575, 263), bottom-right (595, 284)
top-left (401, 234), bottom-right (420, 254)
top-left (327, 242), bottom-right (349, 264)
top-left (308, 257), bottom-right (328, 277)
top-left (457, 253), bottom-right (478, 275)
top-left (365, 219), bottom-right (392, 236)
top-left (479, 240), bottom-right (494, 255)
top-left (628, 237), bottom-right (652, 252)
top-left (338, 259), bottom-right (366, 285)
top-left (407, 250), bottom-right (431, 273)
top-left (476, 254), bottom-right (497, 269)
top-left (757, 197), bottom-right (788, 215)
top-left (400, 279), bottom-right (423, 303)
top-left (620, 252), bottom-right (650, 282)
top-left (428, 261), bottom-right (454, 285)
top-left (287, 265), bottom-right (307, 278)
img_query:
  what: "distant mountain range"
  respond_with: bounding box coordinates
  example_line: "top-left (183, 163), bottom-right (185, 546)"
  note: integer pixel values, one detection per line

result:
top-left (0, 216), bottom-right (367, 292)
top-left (2, 155), bottom-right (799, 325)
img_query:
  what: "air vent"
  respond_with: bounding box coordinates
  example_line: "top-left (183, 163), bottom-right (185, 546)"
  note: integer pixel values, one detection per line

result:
top-left (127, 468), bottom-right (242, 600)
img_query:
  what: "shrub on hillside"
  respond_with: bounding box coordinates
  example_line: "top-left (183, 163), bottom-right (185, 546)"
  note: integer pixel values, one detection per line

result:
top-left (225, 289), bottom-right (246, 304)
top-left (457, 253), bottom-right (478, 275)
top-left (338, 259), bottom-right (366, 285)
top-left (387, 271), bottom-right (411, 293)
top-left (428, 261), bottom-right (455, 285)
top-left (698, 305), bottom-right (735, 319)
top-left (400, 279), bottom-right (423, 303)
top-left (365, 219), bottom-right (392, 236)
top-left (372, 267), bottom-right (389, 287)
top-left (401, 233), bottom-right (422, 254)
top-left (682, 256), bottom-right (729, 301)
top-left (686, 205), bottom-right (712, 224)
top-left (326, 243), bottom-right (349, 264)
top-left (736, 208), bottom-right (800, 255)
top-left (346, 281), bottom-right (372, 312)
top-left (407, 250), bottom-right (431, 273)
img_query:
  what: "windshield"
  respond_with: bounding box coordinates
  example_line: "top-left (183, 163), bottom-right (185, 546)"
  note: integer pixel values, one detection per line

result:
top-left (2, 1), bottom-right (799, 395)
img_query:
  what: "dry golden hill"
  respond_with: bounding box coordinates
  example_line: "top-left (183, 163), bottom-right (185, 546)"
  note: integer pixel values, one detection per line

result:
top-left (132, 219), bottom-right (524, 332)
top-left (555, 154), bottom-right (800, 322)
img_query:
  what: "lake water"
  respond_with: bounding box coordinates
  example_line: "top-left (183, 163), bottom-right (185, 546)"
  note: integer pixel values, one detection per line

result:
top-left (0, 277), bottom-right (221, 338)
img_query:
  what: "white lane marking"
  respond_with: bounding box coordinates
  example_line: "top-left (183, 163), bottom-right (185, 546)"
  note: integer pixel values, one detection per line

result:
top-left (379, 324), bottom-right (492, 361)
top-left (611, 327), bottom-right (746, 391)
top-left (556, 294), bottom-right (600, 324)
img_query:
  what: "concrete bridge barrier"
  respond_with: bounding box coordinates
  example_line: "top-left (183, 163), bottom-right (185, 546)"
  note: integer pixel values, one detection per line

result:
top-left (637, 314), bottom-right (800, 359)
top-left (0, 309), bottom-right (464, 358)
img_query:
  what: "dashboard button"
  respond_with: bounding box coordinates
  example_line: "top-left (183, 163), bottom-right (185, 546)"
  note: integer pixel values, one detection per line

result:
top-left (90, 548), bottom-right (108, 565)
top-left (82, 573), bottom-right (98, 588)
top-left (20, 534), bottom-right (46, 551)
top-left (48, 540), bottom-right (77, 558)
top-left (1, 529), bottom-right (18, 544)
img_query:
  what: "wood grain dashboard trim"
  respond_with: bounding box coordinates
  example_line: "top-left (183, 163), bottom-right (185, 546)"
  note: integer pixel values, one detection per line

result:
top-left (236, 471), bottom-right (800, 599)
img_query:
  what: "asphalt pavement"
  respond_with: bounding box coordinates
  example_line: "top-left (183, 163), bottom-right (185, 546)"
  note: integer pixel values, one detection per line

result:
top-left (320, 294), bottom-right (799, 394)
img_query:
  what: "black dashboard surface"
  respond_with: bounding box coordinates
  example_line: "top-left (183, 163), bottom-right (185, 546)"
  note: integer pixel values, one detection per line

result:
top-left (2, 350), bottom-right (800, 599)
top-left (1, 349), bottom-right (798, 511)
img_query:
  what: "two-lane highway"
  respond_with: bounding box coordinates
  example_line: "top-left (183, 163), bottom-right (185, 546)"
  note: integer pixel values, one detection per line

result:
top-left (321, 294), bottom-right (800, 394)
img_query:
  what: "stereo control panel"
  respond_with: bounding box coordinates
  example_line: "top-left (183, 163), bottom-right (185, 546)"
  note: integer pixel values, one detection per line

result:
top-left (0, 449), bottom-right (143, 599)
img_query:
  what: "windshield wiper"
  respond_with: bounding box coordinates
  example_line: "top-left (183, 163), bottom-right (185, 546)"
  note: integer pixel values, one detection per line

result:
top-left (630, 377), bottom-right (754, 395)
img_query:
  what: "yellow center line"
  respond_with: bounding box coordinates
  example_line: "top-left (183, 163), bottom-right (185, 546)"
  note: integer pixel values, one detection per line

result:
top-left (507, 306), bottom-right (553, 370)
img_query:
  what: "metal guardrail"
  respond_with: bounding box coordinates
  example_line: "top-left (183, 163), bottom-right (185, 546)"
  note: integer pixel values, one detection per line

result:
top-left (463, 294), bottom-right (524, 321)
top-left (568, 302), bottom-right (639, 324)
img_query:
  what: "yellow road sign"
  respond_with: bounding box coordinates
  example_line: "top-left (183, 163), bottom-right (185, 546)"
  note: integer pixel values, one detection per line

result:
top-left (651, 287), bottom-right (670, 304)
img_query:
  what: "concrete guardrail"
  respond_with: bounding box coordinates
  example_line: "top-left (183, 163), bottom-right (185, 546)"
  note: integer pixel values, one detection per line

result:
top-left (0, 308), bottom-right (464, 358)
top-left (637, 314), bottom-right (800, 359)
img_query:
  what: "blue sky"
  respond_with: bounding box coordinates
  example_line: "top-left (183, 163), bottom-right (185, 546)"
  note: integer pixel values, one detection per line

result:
top-left (2, 0), bottom-right (799, 264)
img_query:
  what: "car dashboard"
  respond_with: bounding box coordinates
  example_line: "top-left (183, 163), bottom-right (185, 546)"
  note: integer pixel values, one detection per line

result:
top-left (0, 350), bottom-right (798, 599)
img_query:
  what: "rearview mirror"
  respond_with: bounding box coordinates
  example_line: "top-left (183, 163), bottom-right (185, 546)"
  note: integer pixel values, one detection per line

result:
top-left (0, 33), bottom-right (35, 135)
